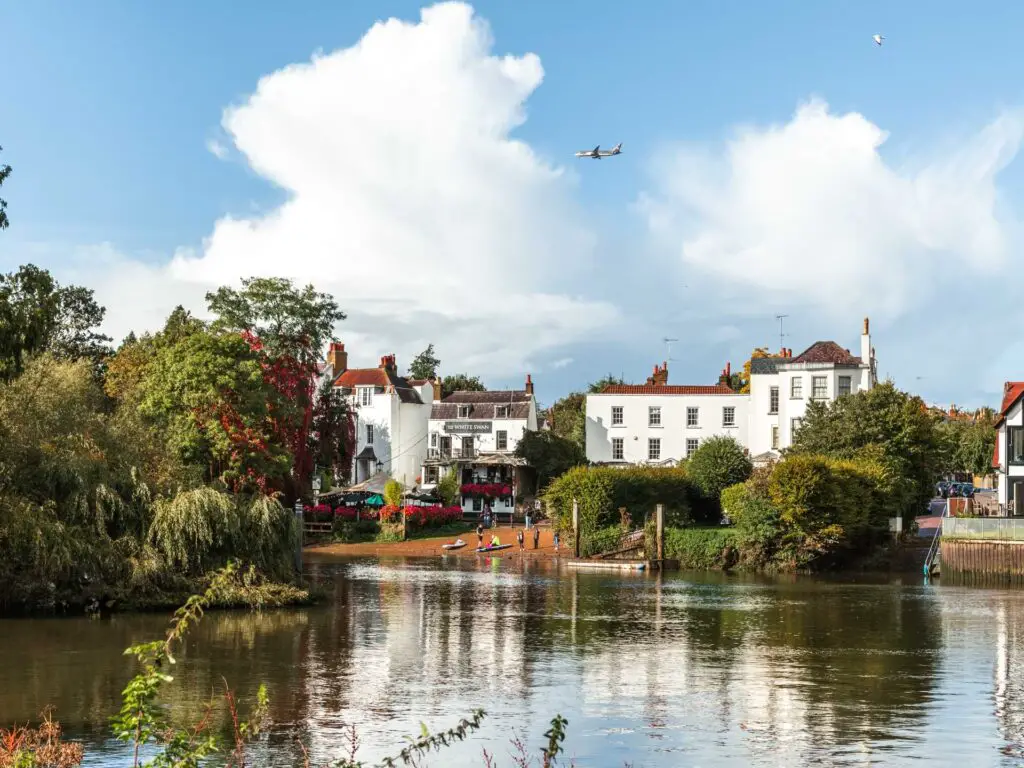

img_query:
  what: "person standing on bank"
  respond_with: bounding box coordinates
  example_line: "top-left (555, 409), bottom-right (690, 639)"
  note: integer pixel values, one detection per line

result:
top-left (517, 528), bottom-right (525, 551)
top-left (476, 522), bottom-right (484, 548)
top-left (533, 525), bottom-right (540, 550)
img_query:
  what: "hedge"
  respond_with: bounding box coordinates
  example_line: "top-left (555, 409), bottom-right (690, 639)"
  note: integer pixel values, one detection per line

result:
top-left (660, 527), bottom-right (739, 570)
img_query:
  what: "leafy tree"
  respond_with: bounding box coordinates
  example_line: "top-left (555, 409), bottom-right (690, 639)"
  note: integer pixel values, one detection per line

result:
top-left (548, 392), bottom-right (586, 449)
top-left (441, 373), bottom-right (485, 398)
top-left (514, 430), bottom-right (587, 490)
top-left (737, 347), bottom-right (770, 394)
top-left (938, 414), bottom-right (997, 478)
top-left (0, 145), bottom-right (10, 230)
top-left (309, 376), bottom-right (355, 486)
top-left (436, 470), bottom-right (460, 506)
top-left (383, 478), bottom-right (404, 507)
top-left (0, 263), bottom-right (112, 380)
top-left (683, 435), bottom-right (753, 503)
top-left (409, 343), bottom-right (441, 380)
top-left (788, 381), bottom-right (943, 522)
top-left (587, 374), bottom-right (625, 393)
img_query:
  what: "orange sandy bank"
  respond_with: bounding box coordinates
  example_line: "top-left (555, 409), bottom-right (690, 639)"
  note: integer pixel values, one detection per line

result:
top-left (305, 525), bottom-right (568, 559)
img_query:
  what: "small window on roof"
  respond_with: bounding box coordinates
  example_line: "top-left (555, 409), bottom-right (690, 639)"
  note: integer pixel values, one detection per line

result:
top-left (458, 405), bottom-right (471, 418)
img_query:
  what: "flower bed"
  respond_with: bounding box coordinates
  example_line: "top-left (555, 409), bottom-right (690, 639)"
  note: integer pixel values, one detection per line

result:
top-left (378, 504), bottom-right (463, 529)
top-left (460, 483), bottom-right (513, 498)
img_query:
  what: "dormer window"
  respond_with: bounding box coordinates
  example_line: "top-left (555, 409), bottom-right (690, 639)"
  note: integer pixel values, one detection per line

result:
top-left (495, 405), bottom-right (510, 418)
top-left (357, 387), bottom-right (374, 407)
top-left (458, 405), bottom-right (471, 418)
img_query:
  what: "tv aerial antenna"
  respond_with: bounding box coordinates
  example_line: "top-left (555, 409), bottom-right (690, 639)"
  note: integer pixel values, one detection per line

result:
top-left (774, 315), bottom-right (789, 351)
top-left (662, 337), bottom-right (678, 363)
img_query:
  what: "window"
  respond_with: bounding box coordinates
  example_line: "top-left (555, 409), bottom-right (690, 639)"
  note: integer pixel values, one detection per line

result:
top-left (686, 438), bottom-right (699, 457)
top-left (440, 436), bottom-right (451, 457)
top-left (473, 497), bottom-right (482, 512)
top-left (425, 466), bottom-right (439, 483)
top-left (648, 438), bottom-right (661, 461)
top-left (769, 386), bottom-right (779, 414)
top-left (496, 430), bottom-right (508, 451)
top-left (1010, 427), bottom-right (1024, 465)
top-left (838, 376), bottom-right (852, 397)
top-left (503, 496), bottom-right (512, 507)
top-left (791, 417), bottom-right (802, 436)
top-left (365, 424), bottom-right (374, 444)
top-left (358, 387), bottom-right (373, 406)
top-left (791, 377), bottom-right (803, 398)
top-left (611, 406), bottom-right (624, 426)
top-left (612, 437), bottom-right (624, 461)
top-left (457, 405), bottom-right (471, 418)
top-left (495, 405), bottom-right (510, 418)
top-left (649, 406), bottom-right (662, 427)
top-left (430, 433), bottom-right (437, 448)
top-left (461, 436), bottom-right (474, 457)
top-left (723, 406), bottom-right (736, 427)
top-left (686, 406), bottom-right (699, 428)
top-left (812, 376), bottom-right (828, 400)
top-left (771, 425), bottom-right (779, 450)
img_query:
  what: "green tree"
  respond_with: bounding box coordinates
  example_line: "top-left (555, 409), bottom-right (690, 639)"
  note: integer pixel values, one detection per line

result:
top-left (308, 376), bottom-right (354, 485)
top-left (683, 435), bottom-right (753, 503)
top-left (0, 145), bottom-right (10, 230)
top-left (514, 430), bottom-right (587, 490)
top-left (789, 381), bottom-right (943, 523)
top-left (548, 392), bottom-right (586, 449)
top-left (409, 343), bottom-right (441, 380)
top-left (441, 373), bottom-right (485, 398)
top-left (436, 470), bottom-right (460, 506)
top-left (383, 478), bottom-right (404, 507)
top-left (587, 374), bottom-right (625, 393)
top-left (938, 415), bottom-right (997, 478)
top-left (0, 264), bottom-right (112, 380)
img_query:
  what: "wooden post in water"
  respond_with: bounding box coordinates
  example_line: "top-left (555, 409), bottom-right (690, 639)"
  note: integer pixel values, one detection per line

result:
top-left (656, 503), bottom-right (664, 562)
top-left (573, 499), bottom-right (580, 559)
top-left (293, 499), bottom-right (304, 573)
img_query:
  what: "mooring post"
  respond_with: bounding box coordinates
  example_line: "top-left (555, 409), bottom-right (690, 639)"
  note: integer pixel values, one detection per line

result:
top-left (293, 499), bottom-right (304, 573)
top-left (656, 503), bottom-right (664, 562)
top-left (573, 498), bottom-right (580, 559)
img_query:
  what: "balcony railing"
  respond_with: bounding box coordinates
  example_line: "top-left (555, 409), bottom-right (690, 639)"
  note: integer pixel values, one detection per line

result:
top-left (427, 447), bottom-right (475, 459)
top-left (943, 517), bottom-right (1024, 541)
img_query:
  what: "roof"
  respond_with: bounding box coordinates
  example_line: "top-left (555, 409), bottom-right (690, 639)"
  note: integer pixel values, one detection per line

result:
top-left (788, 341), bottom-right (863, 366)
top-left (354, 445), bottom-right (378, 461)
top-left (750, 356), bottom-right (785, 375)
top-left (408, 378), bottom-right (429, 386)
top-left (994, 382), bottom-right (1024, 427)
top-left (443, 391), bottom-right (531, 404)
top-left (595, 384), bottom-right (738, 396)
top-left (333, 367), bottom-right (424, 404)
top-left (431, 401), bottom-right (531, 420)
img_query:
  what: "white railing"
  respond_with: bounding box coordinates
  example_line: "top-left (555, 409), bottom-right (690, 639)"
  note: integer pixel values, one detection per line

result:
top-left (942, 517), bottom-right (1024, 541)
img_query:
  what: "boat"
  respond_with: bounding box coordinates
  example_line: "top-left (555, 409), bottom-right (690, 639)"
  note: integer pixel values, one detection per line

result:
top-left (442, 539), bottom-right (466, 551)
top-left (475, 544), bottom-right (512, 553)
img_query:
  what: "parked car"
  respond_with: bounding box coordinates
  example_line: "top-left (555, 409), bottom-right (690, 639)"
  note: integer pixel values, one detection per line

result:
top-left (936, 481), bottom-right (952, 498)
top-left (948, 483), bottom-right (976, 498)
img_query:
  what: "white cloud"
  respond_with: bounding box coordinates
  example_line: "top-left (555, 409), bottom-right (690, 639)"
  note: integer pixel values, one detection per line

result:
top-left (642, 98), bottom-right (1024, 321)
top-left (550, 357), bottom-right (574, 369)
top-left (205, 139), bottom-right (228, 160)
top-left (88, 2), bottom-right (620, 377)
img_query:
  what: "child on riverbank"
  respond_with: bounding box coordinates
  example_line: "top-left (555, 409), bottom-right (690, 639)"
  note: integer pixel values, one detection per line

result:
top-left (517, 529), bottom-right (525, 551)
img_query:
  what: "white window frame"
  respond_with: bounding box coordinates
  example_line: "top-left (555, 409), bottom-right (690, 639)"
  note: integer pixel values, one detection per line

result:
top-left (771, 425), bottom-right (779, 450)
top-left (722, 406), bottom-right (736, 427)
top-left (495, 405), bottom-right (511, 418)
top-left (791, 377), bottom-right (803, 399)
top-left (648, 406), bottom-right (662, 427)
top-left (612, 437), bottom-right (624, 461)
top-left (686, 438), bottom-right (699, 457)
top-left (458, 405), bottom-right (471, 418)
top-left (366, 424), bottom-right (374, 444)
top-left (769, 386), bottom-right (779, 414)
top-left (358, 387), bottom-right (374, 407)
top-left (838, 376), bottom-right (852, 397)
top-left (686, 406), bottom-right (699, 428)
top-left (791, 417), bottom-right (802, 436)
top-left (496, 430), bottom-right (508, 451)
top-left (812, 376), bottom-right (828, 400)
top-left (648, 438), bottom-right (661, 461)
top-left (611, 406), bottom-right (624, 426)
top-left (430, 433), bottom-right (437, 448)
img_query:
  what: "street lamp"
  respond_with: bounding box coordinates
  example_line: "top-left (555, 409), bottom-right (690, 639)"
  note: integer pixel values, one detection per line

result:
top-left (376, 460), bottom-right (384, 474)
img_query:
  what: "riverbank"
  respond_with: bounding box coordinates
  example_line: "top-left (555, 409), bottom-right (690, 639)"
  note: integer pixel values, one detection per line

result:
top-left (306, 524), bottom-right (569, 559)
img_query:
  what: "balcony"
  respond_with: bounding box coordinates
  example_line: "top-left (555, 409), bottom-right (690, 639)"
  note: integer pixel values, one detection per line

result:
top-left (427, 447), bottom-right (475, 460)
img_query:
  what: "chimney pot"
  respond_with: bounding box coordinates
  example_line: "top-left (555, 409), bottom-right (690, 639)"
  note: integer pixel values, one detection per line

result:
top-left (525, 374), bottom-right (534, 395)
top-left (432, 379), bottom-right (442, 402)
top-left (327, 340), bottom-right (348, 375)
top-left (863, 317), bottom-right (870, 335)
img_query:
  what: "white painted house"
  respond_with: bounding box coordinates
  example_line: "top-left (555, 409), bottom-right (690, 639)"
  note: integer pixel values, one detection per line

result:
top-left (327, 343), bottom-right (432, 488)
top-left (585, 318), bottom-right (878, 466)
top-left (420, 376), bottom-right (540, 516)
top-left (993, 382), bottom-right (1024, 515)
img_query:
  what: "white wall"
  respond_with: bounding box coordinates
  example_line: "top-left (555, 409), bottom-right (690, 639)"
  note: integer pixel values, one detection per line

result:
top-left (586, 393), bottom-right (749, 464)
top-left (394, 400), bottom-right (431, 486)
top-left (351, 389), bottom-right (393, 483)
top-left (998, 401), bottom-right (1024, 510)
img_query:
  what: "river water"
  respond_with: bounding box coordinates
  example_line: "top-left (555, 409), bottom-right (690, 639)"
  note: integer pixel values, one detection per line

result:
top-left (1, 556), bottom-right (1023, 767)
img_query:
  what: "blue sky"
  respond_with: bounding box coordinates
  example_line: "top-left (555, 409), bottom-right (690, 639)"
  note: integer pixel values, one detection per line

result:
top-left (3, 1), bottom-right (1023, 407)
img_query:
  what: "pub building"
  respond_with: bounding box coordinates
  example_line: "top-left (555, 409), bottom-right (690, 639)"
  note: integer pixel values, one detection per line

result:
top-left (419, 376), bottom-right (540, 520)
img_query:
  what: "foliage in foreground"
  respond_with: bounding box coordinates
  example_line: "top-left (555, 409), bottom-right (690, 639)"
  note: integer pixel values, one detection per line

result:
top-left (5, 566), bottom-right (579, 767)
top-left (680, 435), bottom-right (752, 514)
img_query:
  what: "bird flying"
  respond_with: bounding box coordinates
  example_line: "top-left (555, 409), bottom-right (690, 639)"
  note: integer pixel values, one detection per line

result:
top-left (873, 34), bottom-right (884, 46)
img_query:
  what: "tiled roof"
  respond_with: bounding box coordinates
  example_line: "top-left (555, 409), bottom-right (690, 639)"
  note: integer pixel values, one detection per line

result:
top-left (443, 391), bottom-right (531, 404)
top-left (408, 378), bottom-right (429, 386)
top-left (995, 382), bottom-right (1024, 427)
top-left (789, 341), bottom-right (863, 366)
top-left (750, 356), bottom-right (785, 375)
top-left (333, 368), bottom-right (424, 404)
top-left (597, 384), bottom-right (737, 396)
top-left (431, 402), bottom-right (531, 420)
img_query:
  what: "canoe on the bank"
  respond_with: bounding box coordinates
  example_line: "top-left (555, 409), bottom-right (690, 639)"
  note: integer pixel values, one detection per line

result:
top-left (476, 544), bottom-right (512, 553)
top-left (442, 540), bottom-right (466, 550)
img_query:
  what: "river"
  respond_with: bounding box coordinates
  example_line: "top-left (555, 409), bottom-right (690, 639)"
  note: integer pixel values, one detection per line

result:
top-left (1, 555), bottom-right (1023, 767)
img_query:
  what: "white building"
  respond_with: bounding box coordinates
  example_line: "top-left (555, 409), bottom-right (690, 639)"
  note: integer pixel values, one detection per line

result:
top-left (994, 382), bottom-right (1024, 514)
top-left (420, 376), bottom-right (540, 516)
top-left (585, 318), bottom-right (877, 466)
top-left (327, 343), bottom-right (432, 487)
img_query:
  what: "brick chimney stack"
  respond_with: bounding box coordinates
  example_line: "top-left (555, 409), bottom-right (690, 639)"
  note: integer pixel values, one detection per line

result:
top-left (651, 361), bottom-right (668, 386)
top-left (525, 374), bottom-right (534, 396)
top-left (432, 379), bottom-right (442, 402)
top-left (327, 342), bottom-right (348, 375)
top-left (379, 354), bottom-right (397, 374)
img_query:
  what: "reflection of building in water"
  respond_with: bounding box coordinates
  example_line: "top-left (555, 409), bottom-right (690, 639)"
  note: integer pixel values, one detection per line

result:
top-left (993, 602), bottom-right (1024, 754)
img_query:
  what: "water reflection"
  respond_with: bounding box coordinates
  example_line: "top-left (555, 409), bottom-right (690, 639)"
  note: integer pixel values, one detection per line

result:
top-left (1, 558), bottom-right (1024, 766)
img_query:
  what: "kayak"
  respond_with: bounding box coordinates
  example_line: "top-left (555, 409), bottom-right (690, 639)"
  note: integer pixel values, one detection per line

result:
top-left (476, 544), bottom-right (512, 553)
top-left (442, 540), bottom-right (466, 550)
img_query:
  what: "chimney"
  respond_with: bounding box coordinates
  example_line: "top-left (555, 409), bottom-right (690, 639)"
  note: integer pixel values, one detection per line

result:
top-left (327, 342), bottom-right (348, 375)
top-left (432, 379), bottom-right (442, 402)
top-left (525, 374), bottom-right (534, 396)
top-left (652, 362), bottom-right (669, 386)
top-left (379, 354), bottom-right (397, 374)
top-left (861, 316), bottom-right (871, 364)
top-left (726, 361), bottom-right (731, 377)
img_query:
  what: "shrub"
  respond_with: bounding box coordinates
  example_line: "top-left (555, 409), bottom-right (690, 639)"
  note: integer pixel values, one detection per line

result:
top-left (683, 436), bottom-right (752, 509)
top-left (383, 479), bottom-right (404, 508)
top-left (662, 527), bottom-right (739, 569)
top-left (436, 470), bottom-right (460, 507)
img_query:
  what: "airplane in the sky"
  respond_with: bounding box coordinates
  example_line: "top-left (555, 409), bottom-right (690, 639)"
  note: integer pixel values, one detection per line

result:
top-left (575, 142), bottom-right (623, 159)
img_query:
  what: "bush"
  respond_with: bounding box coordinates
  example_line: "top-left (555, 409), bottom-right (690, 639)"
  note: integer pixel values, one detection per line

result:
top-left (683, 436), bottom-right (752, 517)
top-left (543, 465), bottom-right (696, 544)
top-left (436, 470), bottom-right (460, 507)
top-left (383, 479), bottom-right (404, 507)
top-left (661, 527), bottom-right (739, 569)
